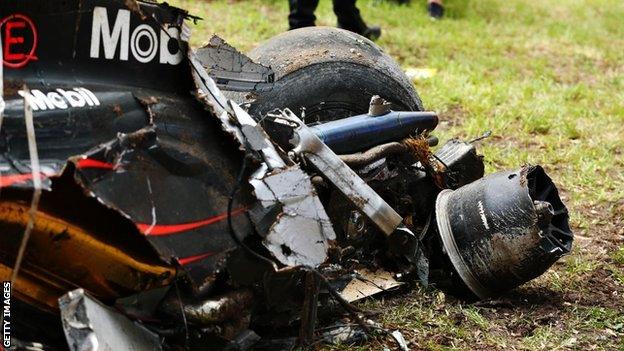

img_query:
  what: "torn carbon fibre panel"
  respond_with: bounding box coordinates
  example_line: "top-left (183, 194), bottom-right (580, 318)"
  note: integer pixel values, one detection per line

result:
top-left (250, 165), bottom-right (336, 267)
top-left (0, 89), bottom-right (151, 191)
top-left (0, 169), bottom-right (177, 311)
top-left (0, 0), bottom-right (197, 191)
top-left (71, 125), bottom-right (253, 288)
top-left (60, 289), bottom-right (163, 351)
top-left (0, 0), bottom-right (263, 308)
top-left (196, 35), bottom-right (274, 93)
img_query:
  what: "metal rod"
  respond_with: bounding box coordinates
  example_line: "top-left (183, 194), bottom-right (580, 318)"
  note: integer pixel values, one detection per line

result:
top-left (10, 86), bottom-right (42, 286)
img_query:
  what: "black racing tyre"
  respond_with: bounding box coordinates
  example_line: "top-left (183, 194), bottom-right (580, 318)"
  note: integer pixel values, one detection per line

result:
top-left (247, 27), bottom-right (423, 123)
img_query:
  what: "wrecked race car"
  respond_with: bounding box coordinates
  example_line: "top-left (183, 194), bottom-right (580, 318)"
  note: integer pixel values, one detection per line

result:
top-left (0, 0), bottom-right (574, 350)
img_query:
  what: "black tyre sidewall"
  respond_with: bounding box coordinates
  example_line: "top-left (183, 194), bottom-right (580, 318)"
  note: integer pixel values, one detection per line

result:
top-left (248, 61), bottom-right (421, 123)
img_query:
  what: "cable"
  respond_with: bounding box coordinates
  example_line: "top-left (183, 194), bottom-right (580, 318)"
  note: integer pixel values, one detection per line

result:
top-left (173, 279), bottom-right (189, 349)
top-left (227, 155), bottom-right (278, 270)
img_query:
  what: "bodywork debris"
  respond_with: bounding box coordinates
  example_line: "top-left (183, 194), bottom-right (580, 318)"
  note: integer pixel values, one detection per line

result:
top-left (197, 35), bottom-right (274, 93)
top-left (60, 289), bottom-right (162, 351)
top-left (339, 269), bottom-right (403, 303)
top-left (250, 165), bottom-right (335, 266)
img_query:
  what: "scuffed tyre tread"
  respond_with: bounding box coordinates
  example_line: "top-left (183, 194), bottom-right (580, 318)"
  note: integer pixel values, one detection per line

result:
top-left (247, 27), bottom-right (423, 122)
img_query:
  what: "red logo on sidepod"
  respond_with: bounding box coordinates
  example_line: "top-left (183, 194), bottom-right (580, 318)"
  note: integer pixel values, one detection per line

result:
top-left (1, 14), bottom-right (38, 68)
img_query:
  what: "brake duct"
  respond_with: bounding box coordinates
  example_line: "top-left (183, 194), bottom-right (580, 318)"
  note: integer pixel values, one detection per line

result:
top-left (436, 165), bottom-right (573, 299)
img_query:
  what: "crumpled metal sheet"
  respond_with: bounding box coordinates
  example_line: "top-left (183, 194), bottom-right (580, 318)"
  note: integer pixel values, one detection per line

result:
top-left (196, 35), bottom-right (274, 93)
top-left (59, 289), bottom-right (162, 351)
top-left (250, 165), bottom-right (335, 267)
top-left (230, 101), bottom-right (285, 170)
top-left (339, 269), bottom-right (403, 303)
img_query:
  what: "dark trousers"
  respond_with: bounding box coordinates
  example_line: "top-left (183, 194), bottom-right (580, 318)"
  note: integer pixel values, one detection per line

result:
top-left (288, 0), bottom-right (366, 33)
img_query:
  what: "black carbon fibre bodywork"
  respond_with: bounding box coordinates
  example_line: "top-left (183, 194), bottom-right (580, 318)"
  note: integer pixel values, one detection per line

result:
top-left (1, 0), bottom-right (250, 289)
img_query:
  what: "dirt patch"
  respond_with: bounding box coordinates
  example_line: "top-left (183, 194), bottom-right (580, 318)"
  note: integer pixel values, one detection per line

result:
top-left (563, 266), bottom-right (624, 309)
top-left (575, 200), bottom-right (624, 248)
top-left (437, 103), bottom-right (469, 128)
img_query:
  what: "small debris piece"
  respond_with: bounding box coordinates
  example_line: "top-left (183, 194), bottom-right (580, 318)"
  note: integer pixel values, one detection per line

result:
top-left (59, 289), bottom-right (162, 351)
top-left (226, 329), bottom-right (261, 351)
top-left (160, 289), bottom-right (254, 325)
top-left (390, 330), bottom-right (409, 351)
top-left (321, 322), bottom-right (367, 345)
top-left (339, 269), bottom-right (403, 303)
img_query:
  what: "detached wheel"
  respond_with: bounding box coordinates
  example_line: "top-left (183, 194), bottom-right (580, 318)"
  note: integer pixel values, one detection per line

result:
top-left (248, 27), bottom-right (423, 123)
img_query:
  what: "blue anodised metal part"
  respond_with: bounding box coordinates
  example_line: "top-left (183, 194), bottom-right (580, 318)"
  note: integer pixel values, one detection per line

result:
top-left (311, 111), bottom-right (438, 154)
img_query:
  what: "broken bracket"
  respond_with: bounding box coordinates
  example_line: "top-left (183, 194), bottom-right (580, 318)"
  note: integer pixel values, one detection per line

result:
top-left (273, 109), bottom-right (403, 236)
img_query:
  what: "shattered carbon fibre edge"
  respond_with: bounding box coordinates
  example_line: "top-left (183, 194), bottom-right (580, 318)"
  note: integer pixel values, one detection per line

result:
top-left (190, 40), bottom-right (338, 267)
top-left (250, 165), bottom-right (336, 266)
top-left (59, 289), bottom-right (162, 351)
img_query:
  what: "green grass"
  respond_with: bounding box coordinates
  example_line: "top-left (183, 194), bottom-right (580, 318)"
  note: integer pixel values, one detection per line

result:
top-left (170, 0), bottom-right (624, 349)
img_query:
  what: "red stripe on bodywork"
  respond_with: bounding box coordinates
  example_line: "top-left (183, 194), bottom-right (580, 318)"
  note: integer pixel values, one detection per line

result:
top-left (136, 207), bottom-right (247, 236)
top-left (0, 173), bottom-right (41, 187)
top-left (0, 158), bottom-right (113, 188)
top-left (77, 158), bottom-right (115, 170)
top-left (178, 252), bottom-right (216, 266)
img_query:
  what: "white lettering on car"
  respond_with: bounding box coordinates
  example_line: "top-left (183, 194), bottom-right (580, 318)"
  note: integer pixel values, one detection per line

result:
top-left (90, 6), bottom-right (183, 65)
top-left (18, 87), bottom-right (100, 111)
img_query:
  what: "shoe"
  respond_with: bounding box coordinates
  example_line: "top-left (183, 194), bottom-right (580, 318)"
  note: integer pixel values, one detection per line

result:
top-left (338, 22), bottom-right (382, 41)
top-left (427, 2), bottom-right (444, 19)
top-left (362, 25), bottom-right (382, 41)
top-left (335, 7), bottom-right (381, 41)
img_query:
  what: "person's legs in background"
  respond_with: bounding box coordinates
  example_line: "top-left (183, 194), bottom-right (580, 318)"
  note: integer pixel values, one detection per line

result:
top-left (289, 0), bottom-right (320, 29)
top-left (333, 0), bottom-right (381, 40)
top-left (288, 0), bottom-right (381, 40)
